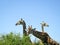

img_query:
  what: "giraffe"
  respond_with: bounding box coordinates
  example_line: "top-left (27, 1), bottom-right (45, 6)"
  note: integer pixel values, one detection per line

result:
top-left (15, 18), bottom-right (27, 36)
top-left (15, 18), bottom-right (32, 43)
top-left (27, 26), bottom-right (59, 45)
top-left (40, 21), bottom-right (49, 33)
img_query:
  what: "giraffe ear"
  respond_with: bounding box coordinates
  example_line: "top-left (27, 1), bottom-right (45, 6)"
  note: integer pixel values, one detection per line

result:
top-left (47, 25), bottom-right (49, 27)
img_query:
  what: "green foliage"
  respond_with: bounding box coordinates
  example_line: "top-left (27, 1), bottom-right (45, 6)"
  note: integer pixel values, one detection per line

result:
top-left (0, 32), bottom-right (21, 45)
top-left (0, 32), bottom-right (45, 45)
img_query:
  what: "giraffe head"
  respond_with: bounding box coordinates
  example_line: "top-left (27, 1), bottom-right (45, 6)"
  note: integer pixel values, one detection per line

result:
top-left (40, 21), bottom-right (49, 27)
top-left (15, 18), bottom-right (25, 26)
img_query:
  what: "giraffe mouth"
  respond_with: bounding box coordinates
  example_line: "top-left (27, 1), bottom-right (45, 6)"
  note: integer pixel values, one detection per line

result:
top-left (15, 23), bottom-right (18, 26)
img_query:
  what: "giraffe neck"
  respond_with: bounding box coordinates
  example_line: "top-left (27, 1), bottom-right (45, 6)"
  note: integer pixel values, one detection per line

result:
top-left (22, 21), bottom-right (27, 36)
top-left (22, 21), bottom-right (32, 42)
top-left (42, 25), bottom-right (44, 32)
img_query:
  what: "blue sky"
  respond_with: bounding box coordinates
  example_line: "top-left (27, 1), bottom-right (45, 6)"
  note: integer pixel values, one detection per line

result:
top-left (0, 0), bottom-right (60, 42)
